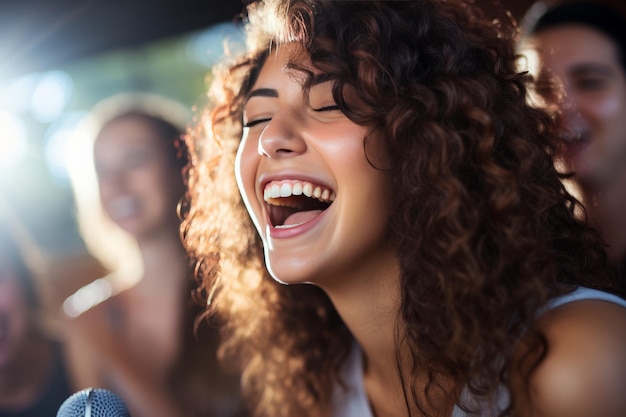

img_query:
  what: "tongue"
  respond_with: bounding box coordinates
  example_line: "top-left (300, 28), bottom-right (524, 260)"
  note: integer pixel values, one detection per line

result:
top-left (282, 210), bottom-right (323, 226)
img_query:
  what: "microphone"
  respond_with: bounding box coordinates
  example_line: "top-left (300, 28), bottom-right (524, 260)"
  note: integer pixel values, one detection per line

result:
top-left (57, 388), bottom-right (131, 417)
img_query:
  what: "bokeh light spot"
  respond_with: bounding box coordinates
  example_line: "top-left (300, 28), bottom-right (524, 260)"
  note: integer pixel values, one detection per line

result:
top-left (0, 111), bottom-right (28, 173)
top-left (30, 71), bottom-right (74, 124)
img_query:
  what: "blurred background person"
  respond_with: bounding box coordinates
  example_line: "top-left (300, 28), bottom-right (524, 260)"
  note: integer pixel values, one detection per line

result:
top-left (0, 201), bottom-right (72, 417)
top-left (523, 1), bottom-right (626, 281)
top-left (62, 93), bottom-right (243, 417)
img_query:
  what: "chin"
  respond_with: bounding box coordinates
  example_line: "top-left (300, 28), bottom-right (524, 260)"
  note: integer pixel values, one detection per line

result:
top-left (266, 265), bottom-right (311, 286)
top-left (265, 252), bottom-right (318, 286)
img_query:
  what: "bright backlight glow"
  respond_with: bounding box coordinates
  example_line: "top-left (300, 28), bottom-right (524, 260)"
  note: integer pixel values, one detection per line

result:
top-left (0, 111), bottom-right (28, 172)
top-left (63, 278), bottom-right (113, 317)
top-left (30, 71), bottom-right (73, 123)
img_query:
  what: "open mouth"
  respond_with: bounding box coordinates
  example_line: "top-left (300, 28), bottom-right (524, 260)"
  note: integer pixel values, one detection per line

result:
top-left (107, 196), bottom-right (140, 221)
top-left (263, 180), bottom-right (335, 228)
top-left (559, 129), bottom-right (589, 145)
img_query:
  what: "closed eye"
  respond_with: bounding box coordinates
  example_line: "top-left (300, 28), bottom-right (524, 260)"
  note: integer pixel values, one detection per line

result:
top-left (244, 117), bottom-right (272, 128)
top-left (574, 77), bottom-right (607, 92)
top-left (312, 105), bottom-right (340, 112)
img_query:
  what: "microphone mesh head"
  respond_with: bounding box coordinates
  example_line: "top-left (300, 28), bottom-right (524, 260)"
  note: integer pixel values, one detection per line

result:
top-left (57, 388), bottom-right (131, 417)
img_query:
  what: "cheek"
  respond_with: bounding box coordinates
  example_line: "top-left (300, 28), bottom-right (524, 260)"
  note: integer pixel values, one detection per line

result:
top-left (579, 95), bottom-right (626, 155)
top-left (235, 134), bottom-right (265, 237)
top-left (594, 95), bottom-right (624, 117)
top-left (132, 164), bottom-right (172, 192)
top-left (120, 168), bottom-right (176, 214)
top-left (97, 179), bottom-right (112, 200)
top-left (580, 92), bottom-right (626, 125)
top-left (235, 134), bottom-right (262, 233)
top-left (235, 132), bottom-right (260, 207)
top-left (319, 123), bottom-right (370, 166)
top-left (97, 180), bottom-right (123, 211)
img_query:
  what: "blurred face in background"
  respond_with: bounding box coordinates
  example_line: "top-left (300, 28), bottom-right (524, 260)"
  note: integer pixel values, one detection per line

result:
top-left (0, 263), bottom-right (31, 370)
top-left (94, 116), bottom-right (184, 241)
top-left (532, 25), bottom-right (626, 185)
top-left (530, 24), bottom-right (626, 256)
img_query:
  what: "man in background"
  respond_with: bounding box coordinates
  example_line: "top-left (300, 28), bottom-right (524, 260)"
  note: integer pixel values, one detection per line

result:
top-left (526, 1), bottom-right (626, 282)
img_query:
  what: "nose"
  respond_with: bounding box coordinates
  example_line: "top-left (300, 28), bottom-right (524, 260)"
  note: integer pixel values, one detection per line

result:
top-left (97, 167), bottom-right (127, 197)
top-left (552, 91), bottom-right (587, 139)
top-left (257, 110), bottom-right (306, 158)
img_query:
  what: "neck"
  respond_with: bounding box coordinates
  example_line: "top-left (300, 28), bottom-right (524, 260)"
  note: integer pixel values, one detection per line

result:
top-left (136, 228), bottom-right (188, 288)
top-left (322, 245), bottom-right (409, 413)
top-left (322, 246), bottom-right (458, 417)
top-left (331, 271), bottom-right (401, 379)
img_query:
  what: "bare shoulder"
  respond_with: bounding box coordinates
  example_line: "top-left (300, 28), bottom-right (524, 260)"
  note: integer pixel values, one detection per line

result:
top-left (521, 299), bottom-right (626, 417)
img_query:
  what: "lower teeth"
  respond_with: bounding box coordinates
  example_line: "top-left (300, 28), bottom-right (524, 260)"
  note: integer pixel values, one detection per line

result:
top-left (275, 221), bottom-right (307, 229)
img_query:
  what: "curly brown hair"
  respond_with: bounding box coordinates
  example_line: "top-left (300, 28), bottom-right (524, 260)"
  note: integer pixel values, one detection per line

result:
top-left (182, 1), bottom-right (620, 416)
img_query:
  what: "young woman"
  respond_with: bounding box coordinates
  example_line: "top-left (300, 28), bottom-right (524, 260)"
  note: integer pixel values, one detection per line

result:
top-left (64, 94), bottom-right (243, 417)
top-left (183, 1), bottom-right (626, 416)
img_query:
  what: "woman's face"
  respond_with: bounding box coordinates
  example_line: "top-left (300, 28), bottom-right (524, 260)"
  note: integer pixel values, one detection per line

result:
top-left (94, 117), bottom-right (182, 240)
top-left (235, 43), bottom-right (394, 287)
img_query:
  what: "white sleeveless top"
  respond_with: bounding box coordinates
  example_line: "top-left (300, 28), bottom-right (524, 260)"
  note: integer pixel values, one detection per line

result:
top-left (331, 287), bottom-right (626, 417)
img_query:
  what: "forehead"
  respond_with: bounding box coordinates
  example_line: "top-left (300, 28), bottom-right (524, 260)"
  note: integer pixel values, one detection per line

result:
top-left (532, 24), bottom-right (621, 75)
top-left (253, 43), bottom-right (312, 86)
top-left (95, 117), bottom-right (163, 150)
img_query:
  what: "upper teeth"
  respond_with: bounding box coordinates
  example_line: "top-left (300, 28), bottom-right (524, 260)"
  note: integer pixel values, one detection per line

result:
top-left (263, 180), bottom-right (336, 203)
top-left (560, 131), bottom-right (584, 143)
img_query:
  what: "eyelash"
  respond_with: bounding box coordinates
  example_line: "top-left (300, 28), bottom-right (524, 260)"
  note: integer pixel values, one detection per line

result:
top-left (312, 105), bottom-right (340, 112)
top-left (244, 118), bottom-right (271, 128)
top-left (576, 78), bottom-right (605, 90)
top-left (244, 105), bottom-right (340, 128)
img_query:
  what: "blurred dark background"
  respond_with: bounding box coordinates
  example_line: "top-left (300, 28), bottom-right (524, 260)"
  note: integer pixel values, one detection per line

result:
top-left (0, 0), bottom-right (624, 308)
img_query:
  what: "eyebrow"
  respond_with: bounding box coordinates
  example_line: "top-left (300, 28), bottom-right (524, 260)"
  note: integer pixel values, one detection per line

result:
top-left (246, 88), bottom-right (278, 103)
top-left (244, 73), bottom-right (337, 105)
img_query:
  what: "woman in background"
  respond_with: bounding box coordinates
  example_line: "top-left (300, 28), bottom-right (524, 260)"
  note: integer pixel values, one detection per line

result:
top-left (64, 94), bottom-right (243, 417)
top-left (182, 1), bottom-right (626, 417)
top-left (0, 202), bottom-right (72, 417)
